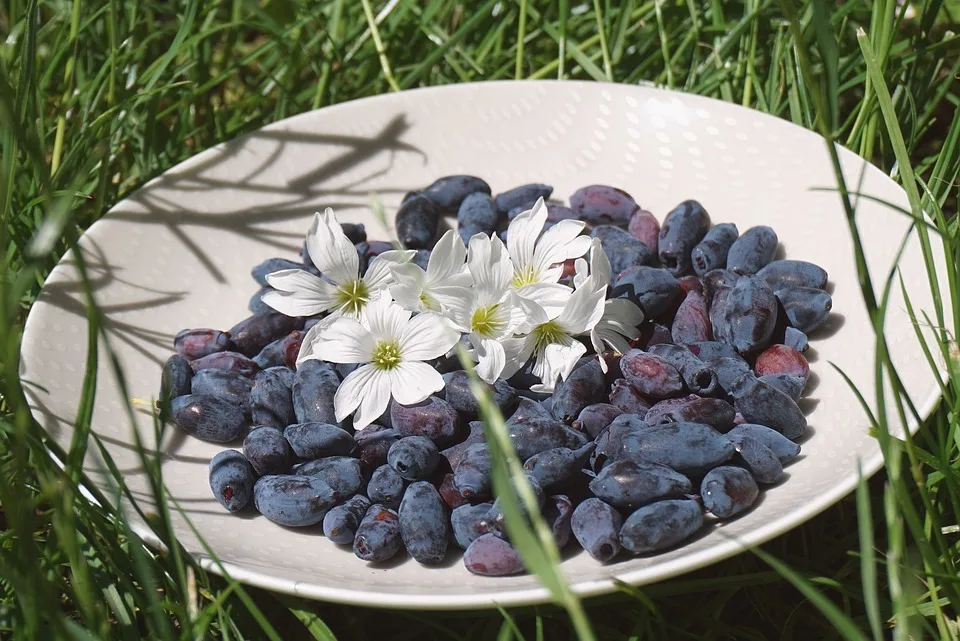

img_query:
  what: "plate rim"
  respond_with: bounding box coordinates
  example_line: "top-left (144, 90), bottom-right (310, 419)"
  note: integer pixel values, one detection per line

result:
top-left (21, 78), bottom-right (943, 610)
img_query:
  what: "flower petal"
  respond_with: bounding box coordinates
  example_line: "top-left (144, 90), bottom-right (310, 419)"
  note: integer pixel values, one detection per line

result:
top-left (468, 234), bottom-right (513, 303)
top-left (572, 257), bottom-right (590, 290)
top-left (531, 219), bottom-right (588, 276)
top-left (390, 281), bottom-right (426, 312)
top-left (363, 249), bottom-right (417, 291)
top-left (556, 280), bottom-right (607, 335)
top-left (397, 311), bottom-right (462, 361)
top-left (426, 230), bottom-right (467, 282)
top-left (442, 287), bottom-right (477, 333)
top-left (390, 362), bottom-right (445, 405)
top-left (588, 237), bottom-right (612, 286)
top-left (517, 281), bottom-right (572, 321)
top-left (261, 285), bottom-right (334, 318)
top-left (266, 269), bottom-right (335, 296)
top-left (531, 338), bottom-right (586, 393)
top-left (499, 336), bottom-right (533, 380)
top-left (306, 209), bottom-right (360, 286)
top-left (430, 282), bottom-right (474, 315)
top-left (310, 315), bottom-right (376, 363)
top-left (295, 314), bottom-right (339, 365)
top-left (475, 338), bottom-right (506, 384)
top-left (334, 364), bottom-right (377, 424)
top-left (506, 198), bottom-right (547, 274)
top-left (363, 294), bottom-right (412, 341)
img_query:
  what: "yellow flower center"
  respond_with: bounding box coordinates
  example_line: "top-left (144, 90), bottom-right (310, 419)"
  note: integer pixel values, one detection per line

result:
top-left (512, 265), bottom-right (540, 289)
top-left (471, 304), bottom-right (504, 338)
top-left (371, 340), bottom-right (402, 371)
top-left (532, 320), bottom-right (566, 351)
top-left (335, 279), bottom-right (370, 317)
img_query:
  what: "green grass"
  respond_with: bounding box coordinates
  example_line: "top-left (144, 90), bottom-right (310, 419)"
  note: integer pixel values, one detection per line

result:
top-left (1, 0), bottom-right (959, 639)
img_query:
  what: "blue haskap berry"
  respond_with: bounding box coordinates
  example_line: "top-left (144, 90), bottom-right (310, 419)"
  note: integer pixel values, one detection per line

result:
top-left (691, 223), bottom-right (739, 276)
top-left (292, 360), bottom-right (340, 425)
top-left (721, 274), bottom-right (779, 354)
top-left (253, 474), bottom-right (339, 526)
top-left (644, 395), bottom-right (736, 432)
top-left (729, 375), bottom-right (807, 440)
top-left (438, 473), bottom-right (468, 510)
top-left (453, 444), bottom-right (493, 500)
top-left (590, 226), bottom-right (655, 279)
top-left (544, 494), bottom-right (574, 548)
top-left (732, 436), bottom-right (783, 484)
top-left (250, 367), bottom-right (295, 429)
top-left (442, 371), bottom-right (517, 417)
top-left (671, 291), bottom-right (712, 344)
top-left (440, 420), bottom-right (486, 470)
top-left (758, 259), bottom-right (828, 290)
top-left (295, 456), bottom-right (365, 496)
top-left (494, 183), bottom-right (553, 214)
top-left (701, 466), bottom-right (759, 518)
top-left (171, 394), bottom-right (247, 443)
top-left (706, 356), bottom-right (753, 393)
top-left (284, 422), bottom-right (356, 458)
top-left (356, 424), bottom-right (402, 471)
top-left (620, 350), bottom-right (684, 399)
top-left (251, 257), bottom-right (305, 287)
top-left (727, 424), bottom-right (801, 462)
top-left (589, 459), bottom-right (692, 509)
top-left (190, 351), bottom-right (260, 378)
top-left (775, 287), bottom-right (833, 333)
top-left (610, 266), bottom-right (682, 318)
top-left (551, 359), bottom-right (605, 424)
top-left (457, 192), bottom-right (500, 234)
top-left (463, 533), bottom-right (524, 576)
top-left (506, 416), bottom-right (588, 460)
top-left (451, 502), bottom-right (494, 549)
top-left (161, 354), bottom-right (193, 405)
top-left (396, 194), bottom-right (441, 249)
top-left (572, 498), bottom-right (623, 562)
top-left (249, 287), bottom-right (274, 315)
top-left (757, 374), bottom-right (805, 402)
top-left (686, 340), bottom-right (740, 362)
top-left (422, 175), bottom-right (492, 211)
top-left (485, 476), bottom-right (546, 535)
top-left (593, 414), bottom-right (657, 468)
top-left (390, 395), bottom-right (461, 446)
top-left (647, 344), bottom-right (719, 395)
top-left (618, 422), bottom-right (735, 472)
top-left (508, 396), bottom-right (555, 424)
top-left (399, 481), bottom-right (450, 565)
top-left (523, 443), bottom-right (594, 491)
top-left (570, 184), bottom-right (639, 227)
top-left (658, 200), bottom-right (711, 275)
top-left (340, 222), bottom-right (367, 244)
top-left (628, 209), bottom-right (660, 253)
top-left (387, 436), bottom-right (440, 481)
top-left (726, 226), bottom-right (779, 275)
top-left (353, 504), bottom-right (403, 563)
top-left (175, 328), bottom-right (234, 360)
top-left (367, 464), bottom-right (407, 510)
top-left (607, 379), bottom-right (651, 417)
top-left (209, 450), bottom-right (256, 512)
top-left (243, 426), bottom-right (293, 476)
top-left (228, 312), bottom-right (303, 357)
top-left (253, 336), bottom-right (286, 369)
top-left (323, 495), bottom-right (371, 544)
top-left (573, 403), bottom-right (624, 439)
top-left (620, 499), bottom-right (704, 554)
top-left (783, 326), bottom-right (809, 352)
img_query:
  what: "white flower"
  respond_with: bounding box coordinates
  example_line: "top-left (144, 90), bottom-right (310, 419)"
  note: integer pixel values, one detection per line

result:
top-left (573, 239), bottom-right (644, 368)
top-left (263, 208), bottom-right (414, 318)
top-left (507, 198), bottom-right (592, 315)
top-left (446, 233), bottom-right (530, 383)
top-left (307, 295), bottom-right (461, 430)
top-left (506, 279), bottom-right (607, 393)
top-left (389, 230), bottom-right (472, 313)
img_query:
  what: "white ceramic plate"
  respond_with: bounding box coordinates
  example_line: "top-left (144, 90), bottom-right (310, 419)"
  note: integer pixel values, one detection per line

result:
top-left (20, 81), bottom-right (948, 610)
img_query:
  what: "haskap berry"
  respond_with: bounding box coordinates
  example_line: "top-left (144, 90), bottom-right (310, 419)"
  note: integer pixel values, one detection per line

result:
top-left (159, 177), bottom-right (830, 577)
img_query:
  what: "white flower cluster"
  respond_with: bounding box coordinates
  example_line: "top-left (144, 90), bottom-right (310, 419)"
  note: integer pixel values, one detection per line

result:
top-left (263, 198), bottom-right (644, 429)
